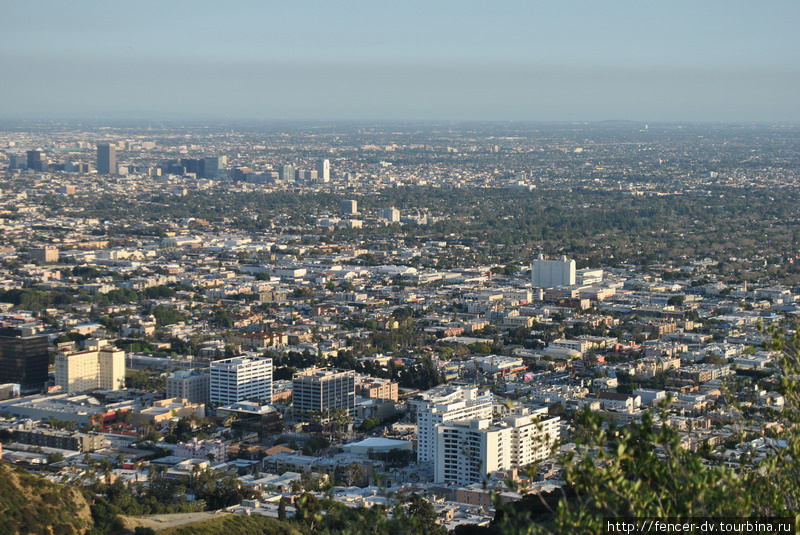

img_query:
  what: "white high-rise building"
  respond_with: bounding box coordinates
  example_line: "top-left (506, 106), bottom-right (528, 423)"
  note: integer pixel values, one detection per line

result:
top-left (210, 356), bottom-right (272, 405)
top-left (531, 254), bottom-right (576, 288)
top-left (410, 385), bottom-right (493, 463)
top-left (55, 346), bottom-right (125, 394)
top-left (316, 159), bottom-right (330, 182)
top-left (434, 407), bottom-right (560, 485)
top-left (379, 206), bottom-right (400, 222)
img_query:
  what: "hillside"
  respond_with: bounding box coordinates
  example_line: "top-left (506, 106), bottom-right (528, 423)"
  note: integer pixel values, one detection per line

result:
top-left (156, 513), bottom-right (301, 535)
top-left (0, 463), bottom-right (94, 535)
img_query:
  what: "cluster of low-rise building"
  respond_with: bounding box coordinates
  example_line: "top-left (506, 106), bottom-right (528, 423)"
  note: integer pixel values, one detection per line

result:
top-left (0, 122), bottom-right (797, 528)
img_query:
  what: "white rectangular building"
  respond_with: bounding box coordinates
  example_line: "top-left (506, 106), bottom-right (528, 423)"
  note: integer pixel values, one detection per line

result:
top-left (379, 207), bottom-right (400, 222)
top-left (316, 159), bottom-right (330, 182)
top-left (174, 438), bottom-right (227, 462)
top-left (410, 385), bottom-right (493, 463)
top-left (531, 254), bottom-right (576, 288)
top-left (434, 407), bottom-right (560, 486)
top-left (210, 356), bottom-right (272, 405)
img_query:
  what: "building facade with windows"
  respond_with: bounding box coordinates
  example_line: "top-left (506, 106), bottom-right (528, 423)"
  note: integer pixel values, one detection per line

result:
top-left (410, 385), bottom-right (493, 463)
top-left (0, 322), bottom-right (49, 394)
top-left (210, 356), bottom-right (272, 405)
top-left (531, 254), bottom-right (576, 288)
top-left (55, 346), bottom-right (125, 394)
top-left (166, 369), bottom-right (210, 404)
top-left (434, 407), bottom-right (560, 485)
top-left (292, 368), bottom-right (356, 421)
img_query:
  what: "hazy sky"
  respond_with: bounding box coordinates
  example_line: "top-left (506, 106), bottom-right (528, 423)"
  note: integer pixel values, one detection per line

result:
top-left (1, 1), bottom-right (798, 121)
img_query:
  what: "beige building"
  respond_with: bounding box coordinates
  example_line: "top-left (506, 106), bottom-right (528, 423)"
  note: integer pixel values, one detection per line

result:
top-left (31, 246), bottom-right (59, 263)
top-left (356, 376), bottom-right (399, 402)
top-left (131, 398), bottom-right (205, 425)
top-left (55, 345), bottom-right (125, 394)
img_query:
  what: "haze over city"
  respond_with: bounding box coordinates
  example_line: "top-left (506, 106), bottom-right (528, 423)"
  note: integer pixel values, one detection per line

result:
top-left (2, 0), bottom-right (799, 121)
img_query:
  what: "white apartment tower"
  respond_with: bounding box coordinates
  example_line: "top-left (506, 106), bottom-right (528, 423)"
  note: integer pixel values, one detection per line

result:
top-left (434, 407), bottom-right (560, 485)
top-left (379, 206), bottom-right (401, 222)
top-left (316, 159), bottom-right (330, 182)
top-left (411, 385), bottom-right (493, 463)
top-left (531, 254), bottom-right (576, 288)
top-left (210, 356), bottom-right (272, 405)
top-left (55, 346), bottom-right (125, 394)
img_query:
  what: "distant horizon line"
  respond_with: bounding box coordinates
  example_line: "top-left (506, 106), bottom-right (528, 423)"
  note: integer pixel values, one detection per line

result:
top-left (0, 114), bottom-right (796, 126)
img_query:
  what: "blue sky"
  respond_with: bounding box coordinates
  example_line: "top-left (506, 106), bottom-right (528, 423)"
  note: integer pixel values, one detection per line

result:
top-left (1, 1), bottom-right (798, 121)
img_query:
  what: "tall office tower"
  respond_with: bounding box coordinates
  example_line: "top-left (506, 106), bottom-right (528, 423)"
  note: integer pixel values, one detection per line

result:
top-left (96, 143), bottom-right (116, 175)
top-left (433, 407), bottom-right (560, 485)
top-left (8, 153), bottom-right (26, 169)
top-left (316, 159), bottom-right (330, 182)
top-left (410, 385), bottom-right (493, 463)
top-left (279, 164), bottom-right (295, 182)
top-left (379, 206), bottom-right (400, 222)
top-left (0, 321), bottom-right (49, 394)
top-left (26, 150), bottom-right (45, 171)
top-left (180, 158), bottom-right (201, 175)
top-left (55, 345), bottom-right (125, 394)
top-left (200, 156), bottom-right (220, 178)
top-left (292, 368), bottom-right (356, 420)
top-left (340, 199), bottom-right (358, 216)
top-left (530, 254), bottom-right (576, 288)
top-left (166, 369), bottom-right (211, 404)
top-left (210, 356), bottom-right (272, 405)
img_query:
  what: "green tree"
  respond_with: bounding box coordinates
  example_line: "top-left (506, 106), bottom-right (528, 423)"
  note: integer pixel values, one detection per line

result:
top-left (394, 493), bottom-right (448, 535)
top-left (359, 417), bottom-right (381, 433)
top-left (493, 325), bottom-right (800, 534)
top-left (278, 496), bottom-right (288, 521)
top-left (295, 492), bottom-right (323, 529)
top-left (152, 306), bottom-right (186, 326)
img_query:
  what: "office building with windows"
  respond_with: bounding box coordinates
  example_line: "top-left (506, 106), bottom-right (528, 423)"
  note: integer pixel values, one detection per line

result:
top-left (26, 150), bottom-right (46, 171)
top-left (531, 254), bottom-right (576, 288)
top-left (210, 356), bottom-right (272, 405)
top-left (55, 345), bottom-right (125, 394)
top-left (0, 321), bottom-right (49, 394)
top-left (166, 369), bottom-right (211, 404)
top-left (292, 368), bottom-right (356, 420)
top-left (379, 207), bottom-right (400, 222)
top-left (96, 143), bottom-right (116, 175)
top-left (340, 199), bottom-right (358, 215)
top-left (316, 159), bottom-right (330, 182)
top-left (279, 164), bottom-right (295, 182)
